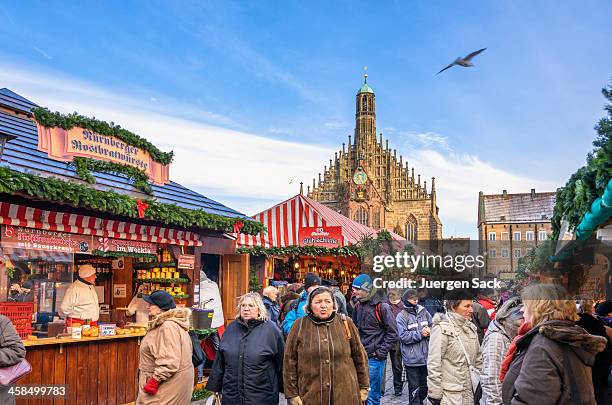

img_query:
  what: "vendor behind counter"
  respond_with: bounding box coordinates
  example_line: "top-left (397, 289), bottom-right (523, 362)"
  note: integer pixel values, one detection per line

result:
top-left (59, 265), bottom-right (100, 327)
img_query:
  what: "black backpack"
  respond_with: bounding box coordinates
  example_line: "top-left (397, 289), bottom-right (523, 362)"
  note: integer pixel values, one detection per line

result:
top-left (189, 331), bottom-right (206, 367)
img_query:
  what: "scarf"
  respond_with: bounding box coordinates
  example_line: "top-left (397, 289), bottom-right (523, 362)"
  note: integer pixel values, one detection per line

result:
top-left (499, 320), bottom-right (532, 382)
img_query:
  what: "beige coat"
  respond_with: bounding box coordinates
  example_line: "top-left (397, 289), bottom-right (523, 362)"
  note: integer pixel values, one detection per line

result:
top-left (136, 307), bottom-right (194, 405)
top-left (427, 312), bottom-right (482, 405)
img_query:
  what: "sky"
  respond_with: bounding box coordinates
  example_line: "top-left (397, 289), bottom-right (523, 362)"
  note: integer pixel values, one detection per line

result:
top-left (0, 1), bottom-right (611, 238)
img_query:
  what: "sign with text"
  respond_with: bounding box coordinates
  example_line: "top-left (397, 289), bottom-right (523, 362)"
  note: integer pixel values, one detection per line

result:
top-left (95, 237), bottom-right (156, 255)
top-left (298, 226), bottom-right (344, 248)
top-left (36, 124), bottom-right (170, 185)
top-left (1, 225), bottom-right (93, 253)
top-left (113, 284), bottom-right (127, 298)
top-left (177, 254), bottom-right (195, 270)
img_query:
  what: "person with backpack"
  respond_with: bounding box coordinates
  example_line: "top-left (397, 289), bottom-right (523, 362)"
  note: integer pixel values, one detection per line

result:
top-left (136, 291), bottom-right (194, 405)
top-left (282, 273), bottom-right (321, 336)
top-left (284, 286), bottom-right (369, 405)
top-left (207, 292), bottom-right (284, 405)
top-left (397, 289), bottom-right (433, 405)
top-left (351, 273), bottom-right (398, 405)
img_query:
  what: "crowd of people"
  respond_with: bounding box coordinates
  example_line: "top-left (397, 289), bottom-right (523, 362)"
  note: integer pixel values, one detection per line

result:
top-left (204, 273), bottom-right (611, 405)
top-left (1, 272), bottom-right (611, 405)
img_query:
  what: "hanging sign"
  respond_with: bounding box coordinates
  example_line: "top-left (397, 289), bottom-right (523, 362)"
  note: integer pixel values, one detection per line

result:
top-left (1, 225), bottom-right (93, 253)
top-left (298, 226), bottom-right (344, 248)
top-left (113, 284), bottom-right (127, 298)
top-left (95, 237), bottom-right (156, 255)
top-left (177, 254), bottom-right (195, 270)
top-left (36, 124), bottom-right (170, 185)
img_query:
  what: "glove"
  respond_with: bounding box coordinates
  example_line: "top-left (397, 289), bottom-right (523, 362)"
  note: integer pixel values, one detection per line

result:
top-left (427, 397), bottom-right (441, 405)
top-left (143, 378), bottom-right (160, 395)
top-left (287, 396), bottom-right (303, 405)
top-left (360, 388), bottom-right (370, 401)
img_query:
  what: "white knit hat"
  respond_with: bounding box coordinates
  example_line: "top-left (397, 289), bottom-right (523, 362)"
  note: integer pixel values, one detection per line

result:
top-left (78, 264), bottom-right (96, 278)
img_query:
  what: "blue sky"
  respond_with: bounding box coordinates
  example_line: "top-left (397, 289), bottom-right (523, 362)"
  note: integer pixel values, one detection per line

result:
top-left (1, 1), bottom-right (611, 238)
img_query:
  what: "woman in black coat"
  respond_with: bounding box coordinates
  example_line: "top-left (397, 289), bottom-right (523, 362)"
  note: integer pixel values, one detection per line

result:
top-left (207, 292), bottom-right (284, 405)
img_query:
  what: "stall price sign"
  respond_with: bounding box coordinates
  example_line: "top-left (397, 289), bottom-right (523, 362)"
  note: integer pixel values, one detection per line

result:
top-left (177, 254), bottom-right (195, 270)
top-left (1, 225), bottom-right (93, 253)
top-left (298, 226), bottom-right (344, 248)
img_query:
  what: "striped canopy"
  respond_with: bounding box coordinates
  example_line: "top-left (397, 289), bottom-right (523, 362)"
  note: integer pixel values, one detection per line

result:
top-left (237, 194), bottom-right (403, 248)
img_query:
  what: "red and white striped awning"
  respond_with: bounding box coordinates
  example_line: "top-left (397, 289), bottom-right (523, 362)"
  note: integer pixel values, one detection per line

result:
top-left (0, 202), bottom-right (203, 246)
top-left (237, 194), bottom-right (404, 248)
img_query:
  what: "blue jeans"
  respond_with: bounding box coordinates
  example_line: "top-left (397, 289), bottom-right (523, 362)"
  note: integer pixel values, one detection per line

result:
top-left (367, 357), bottom-right (386, 405)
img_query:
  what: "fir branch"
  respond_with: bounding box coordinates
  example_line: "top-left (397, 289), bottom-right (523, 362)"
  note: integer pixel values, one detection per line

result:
top-left (72, 157), bottom-right (153, 194)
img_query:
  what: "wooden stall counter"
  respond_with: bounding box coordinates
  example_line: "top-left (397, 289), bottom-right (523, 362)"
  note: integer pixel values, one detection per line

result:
top-left (18, 333), bottom-right (145, 405)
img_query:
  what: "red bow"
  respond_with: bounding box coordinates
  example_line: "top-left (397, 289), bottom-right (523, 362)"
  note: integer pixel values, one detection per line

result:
top-left (233, 220), bottom-right (244, 233)
top-left (136, 199), bottom-right (149, 219)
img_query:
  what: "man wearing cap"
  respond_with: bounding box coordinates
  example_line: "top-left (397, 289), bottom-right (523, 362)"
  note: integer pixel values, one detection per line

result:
top-left (351, 273), bottom-right (398, 405)
top-left (282, 273), bottom-right (321, 336)
top-left (322, 279), bottom-right (348, 315)
top-left (59, 264), bottom-right (100, 327)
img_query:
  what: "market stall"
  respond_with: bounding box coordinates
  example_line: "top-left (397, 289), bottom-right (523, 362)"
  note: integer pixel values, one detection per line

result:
top-left (236, 192), bottom-right (404, 294)
top-left (0, 87), bottom-right (262, 404)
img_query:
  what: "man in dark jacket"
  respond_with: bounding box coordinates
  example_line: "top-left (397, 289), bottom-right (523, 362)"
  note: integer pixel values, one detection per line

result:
top-left (397, 289), bottom-right (433, 405)
top-left (0, 314), bottom-right (26, 405)
top-left (351, 273), bottom-right (398, 405)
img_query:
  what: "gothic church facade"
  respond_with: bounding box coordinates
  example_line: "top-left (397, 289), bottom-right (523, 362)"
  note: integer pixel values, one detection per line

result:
top-left (307, 76), bottom-right (442, 241)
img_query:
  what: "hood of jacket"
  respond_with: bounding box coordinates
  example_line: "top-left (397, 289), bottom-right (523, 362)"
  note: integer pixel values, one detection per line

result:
top-left (148, 307), bottom-right (191, 331)
top-left (403, 303), bottom-right (426, 315)
top-left (537, 320), bottom-right (607, 365)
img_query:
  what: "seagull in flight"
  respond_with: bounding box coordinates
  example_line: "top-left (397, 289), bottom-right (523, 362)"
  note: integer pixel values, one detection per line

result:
top-left (436, 48), bottom-right (487, 75)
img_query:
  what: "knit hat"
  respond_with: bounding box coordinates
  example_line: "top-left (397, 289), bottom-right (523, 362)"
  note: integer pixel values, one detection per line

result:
top-left (322, 279), bottom-right (339, 287)
top-left (304, 273), bottom-right (322, 290)
top-left (143, 290), bottom-right (176, 311)
top-left (78, 265), bottom-right (96, 278)
top-left (352, 274), bottom-right (373, 292)
top-left (402, 289), bottom-right (418, 301)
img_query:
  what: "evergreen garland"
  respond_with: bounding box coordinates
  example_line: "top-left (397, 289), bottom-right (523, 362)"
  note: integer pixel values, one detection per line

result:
top-left (32, 107), bottom-right (174, 165)
top-left (236, 244), bottom-right (363, 257)
top-left (91, 250), bottom-right (157, 259)
top-left (551, 82), bottom-right (612, 239)
top-left (0, 167), bottom-right (265, 235)
top-left (73, 157), bottom-right (153, 194)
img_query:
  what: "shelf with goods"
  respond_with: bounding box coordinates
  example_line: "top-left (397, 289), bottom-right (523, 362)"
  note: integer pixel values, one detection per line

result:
top-left (133, 246), bottom-right (191, 300)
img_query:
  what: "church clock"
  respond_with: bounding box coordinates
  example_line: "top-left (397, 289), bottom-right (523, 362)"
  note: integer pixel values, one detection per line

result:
top-left (353, 167), bottom-right (367, 185)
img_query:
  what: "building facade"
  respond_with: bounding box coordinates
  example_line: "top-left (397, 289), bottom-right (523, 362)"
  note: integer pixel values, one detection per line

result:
top-left (478, 189), bottom-right (556, 278)
top-left (307, 76), bottom-right (442, 242)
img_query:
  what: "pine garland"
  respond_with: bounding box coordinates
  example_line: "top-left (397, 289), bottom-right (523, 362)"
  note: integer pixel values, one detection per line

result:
top-left (0, 167), bottom-right (265, 235)
top-left (551, 83), bottom-right (612, 239)
top-left (236, 244), bottom-right (363, 257)
top-left (32, 107), bottom-right (174, 165)
top-left (73, 157), bottom-right (153, 194)
top-left (91, 250), bottom-right (157, 259)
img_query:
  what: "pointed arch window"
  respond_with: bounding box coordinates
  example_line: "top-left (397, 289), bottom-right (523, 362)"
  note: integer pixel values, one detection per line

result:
top-left (406, 215), bottom-right (418, 241)
top-left (362, 96), bottom-right (368, 112)
top-left (354, 206), bottom-right (368, 226)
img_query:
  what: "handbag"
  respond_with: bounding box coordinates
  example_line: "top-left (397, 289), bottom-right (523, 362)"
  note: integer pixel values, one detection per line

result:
top-left (0, 359), bottom-right (32, 386)
top-left (204, 392), bottom-right (221, 405)
top-left (451, 323), bottom-right (482, 403)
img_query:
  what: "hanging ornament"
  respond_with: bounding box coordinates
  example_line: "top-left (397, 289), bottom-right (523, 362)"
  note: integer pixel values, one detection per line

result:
top-left (233, 220), bottom-right (244, 233)
top-left (136, 199), bottom-right (149, 218)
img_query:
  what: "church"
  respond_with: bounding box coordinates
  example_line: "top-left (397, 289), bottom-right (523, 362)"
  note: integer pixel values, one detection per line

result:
top-left (307, 74), bottom-right (443, 242)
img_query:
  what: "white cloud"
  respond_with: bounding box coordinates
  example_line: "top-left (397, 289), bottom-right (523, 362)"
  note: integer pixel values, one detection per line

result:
top-left (324, 121), bottom-right (349, 129)
top-left (401, 131), bottom-right (452, 151)
top-left (405, 149), bottom-right (559, 237)
top-left (0, 63), bottom-right (331, 213)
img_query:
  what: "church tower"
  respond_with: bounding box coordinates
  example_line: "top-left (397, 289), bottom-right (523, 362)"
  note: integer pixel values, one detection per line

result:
top-left (354, 70), bottom-right (377, 159)
top-left (308, 72), bottom-right (442, 243)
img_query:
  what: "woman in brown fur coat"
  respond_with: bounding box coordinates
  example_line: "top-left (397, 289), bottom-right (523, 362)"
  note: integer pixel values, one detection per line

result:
top-left (283, 286), bottom-right (369, 405)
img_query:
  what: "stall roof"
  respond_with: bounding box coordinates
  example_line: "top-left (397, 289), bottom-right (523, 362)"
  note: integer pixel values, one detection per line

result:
top-left (0, 88), bottom-right (246, 219)
top-left (237, 193), bottom-right (404, 248)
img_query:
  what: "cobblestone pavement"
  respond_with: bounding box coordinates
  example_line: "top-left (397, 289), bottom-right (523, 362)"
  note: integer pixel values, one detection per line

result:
top-left (194, 359), bottom-right (408, 404)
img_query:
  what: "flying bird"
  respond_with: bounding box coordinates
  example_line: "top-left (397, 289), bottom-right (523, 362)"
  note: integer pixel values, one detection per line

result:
top-left (436, 48), bottom-right (487, 75)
